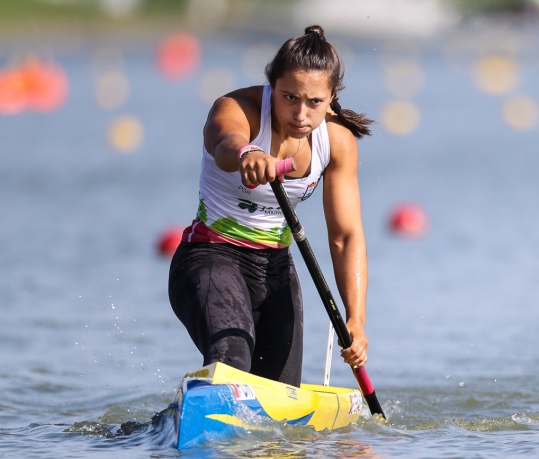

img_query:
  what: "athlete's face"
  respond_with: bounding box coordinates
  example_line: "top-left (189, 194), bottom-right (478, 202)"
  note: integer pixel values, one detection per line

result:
top-left (272, 70), bottom-right (333, 139)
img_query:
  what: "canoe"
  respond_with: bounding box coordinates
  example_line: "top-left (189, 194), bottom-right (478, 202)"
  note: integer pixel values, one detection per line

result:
top-left (173, 362), bottom-right (363, 449)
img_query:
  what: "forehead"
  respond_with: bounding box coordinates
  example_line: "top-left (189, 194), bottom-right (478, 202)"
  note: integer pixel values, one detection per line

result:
top-left (274, 70), bottom-right (332, 96)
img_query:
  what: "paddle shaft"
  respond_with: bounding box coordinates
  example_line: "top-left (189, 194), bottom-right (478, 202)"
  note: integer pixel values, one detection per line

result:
top-left (270, 176), bottom-right (386, 419)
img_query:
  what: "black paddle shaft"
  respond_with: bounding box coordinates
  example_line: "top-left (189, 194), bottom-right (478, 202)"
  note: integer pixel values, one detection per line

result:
top-left (270, 182), bottom-right (351, 347)
top-left (270, 179), bottom-right (386, 418)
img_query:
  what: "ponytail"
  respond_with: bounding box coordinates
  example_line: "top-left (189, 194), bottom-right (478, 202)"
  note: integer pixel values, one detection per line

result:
top-left (330, 96), bottom-right (373, 139)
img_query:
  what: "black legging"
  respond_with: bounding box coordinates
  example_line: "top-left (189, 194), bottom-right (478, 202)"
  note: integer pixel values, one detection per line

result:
top-left (168, 242), bottom-right (303, 387)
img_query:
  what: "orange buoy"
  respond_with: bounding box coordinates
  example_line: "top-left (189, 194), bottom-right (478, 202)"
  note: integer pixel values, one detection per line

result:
top-left (156, 33), bottom-right (201, 80)
top-left (21, 59), bottom-right (68, 112)
top-left (0, 68), bottom-right (27, 114)
top-left (389, 203), bottom-right (428, 237)
top-left (0, 57), bottom-right (68, 114)
top-left (157, 226), bottom-right (185, 257)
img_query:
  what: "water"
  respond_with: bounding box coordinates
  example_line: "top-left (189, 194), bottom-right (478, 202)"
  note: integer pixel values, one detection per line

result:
top-left (1, 21), bottom-right (539, 458)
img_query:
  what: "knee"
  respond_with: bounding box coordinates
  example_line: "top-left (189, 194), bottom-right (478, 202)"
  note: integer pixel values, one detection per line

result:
top-left (206, 331), bottom-right (254, 373)
top-left (221, 353), bottom-right (251, 373)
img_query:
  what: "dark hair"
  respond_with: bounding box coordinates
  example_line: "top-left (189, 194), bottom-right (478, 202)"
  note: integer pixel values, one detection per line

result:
top-left (265, 25), bottom-right (372, 139)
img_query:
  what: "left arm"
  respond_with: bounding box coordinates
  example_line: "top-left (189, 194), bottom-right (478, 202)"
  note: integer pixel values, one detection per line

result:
top-left (323, 119), bottom-right (369, 367)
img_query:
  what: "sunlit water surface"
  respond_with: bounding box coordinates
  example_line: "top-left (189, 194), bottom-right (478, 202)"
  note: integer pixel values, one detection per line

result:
top-left (1, 23), bottom-right (539, 458)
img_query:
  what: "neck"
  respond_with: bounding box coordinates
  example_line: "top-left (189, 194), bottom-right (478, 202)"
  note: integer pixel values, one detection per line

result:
top-left (270, 107), bottom-right (287, 140)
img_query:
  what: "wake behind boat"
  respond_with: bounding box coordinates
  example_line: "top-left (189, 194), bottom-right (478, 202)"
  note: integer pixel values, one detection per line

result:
top-left (173, 362), bottom-right (364, 449)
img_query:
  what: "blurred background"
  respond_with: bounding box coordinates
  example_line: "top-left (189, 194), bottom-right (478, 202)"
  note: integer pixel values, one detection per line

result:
top-left (1, 1), bottom-right (539, 457)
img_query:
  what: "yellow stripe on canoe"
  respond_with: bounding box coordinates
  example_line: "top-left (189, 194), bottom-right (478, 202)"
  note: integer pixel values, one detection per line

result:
top-left (188, 362), bottom-right (362, 431)
top-left (206, 414), bottom-right (276, 432)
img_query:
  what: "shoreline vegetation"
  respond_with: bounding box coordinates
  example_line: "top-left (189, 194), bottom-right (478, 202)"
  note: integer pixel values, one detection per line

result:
top-left (1, 0), bottom-right (536, 18)
top-left (0, 0), bottom-right (538, 50)
top-left (0, 0), bottom-right (188, 45)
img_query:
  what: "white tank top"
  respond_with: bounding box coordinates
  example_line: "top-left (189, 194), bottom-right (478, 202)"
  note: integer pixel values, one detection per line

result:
top-left (183, 85), bottom-right (330, 249)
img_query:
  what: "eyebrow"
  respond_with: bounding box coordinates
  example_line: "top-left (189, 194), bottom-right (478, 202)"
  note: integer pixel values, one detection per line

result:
top-left (279, 89), bottom-right (328, 100)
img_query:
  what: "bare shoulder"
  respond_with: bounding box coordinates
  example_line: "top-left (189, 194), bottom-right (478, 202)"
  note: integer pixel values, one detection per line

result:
top-left (205, 86), bottom-right (264, 141)
top-left (213, 85), bottom-right (263, 118)
top-left (325, 112), bottom-right (358, 167)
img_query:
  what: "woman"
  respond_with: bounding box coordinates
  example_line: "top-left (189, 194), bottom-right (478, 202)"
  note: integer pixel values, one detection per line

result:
top-left (169, 25), bottom-right (372, 387)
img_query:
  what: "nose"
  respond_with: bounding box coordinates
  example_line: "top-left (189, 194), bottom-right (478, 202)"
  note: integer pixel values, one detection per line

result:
top-left (293, 102), bottom-right (308, 122)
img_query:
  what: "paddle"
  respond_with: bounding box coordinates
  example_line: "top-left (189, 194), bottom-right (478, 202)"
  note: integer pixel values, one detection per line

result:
top-left (270, 159), bottom-right (386, 419)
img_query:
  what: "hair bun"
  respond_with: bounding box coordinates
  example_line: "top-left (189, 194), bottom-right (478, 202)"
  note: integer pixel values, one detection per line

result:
top-left (304, 25), bottom-right (325, 40)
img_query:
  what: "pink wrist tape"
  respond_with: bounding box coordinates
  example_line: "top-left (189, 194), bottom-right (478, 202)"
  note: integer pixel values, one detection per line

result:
top-left (238, 144), bottom-right (263, 162)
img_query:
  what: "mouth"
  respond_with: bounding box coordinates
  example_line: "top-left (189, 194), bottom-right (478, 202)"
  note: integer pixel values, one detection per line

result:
top-left (289, 123), bottom-right (310, 134)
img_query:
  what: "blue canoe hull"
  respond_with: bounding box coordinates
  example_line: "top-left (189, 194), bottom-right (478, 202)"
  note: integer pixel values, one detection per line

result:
top-left (173, 362), bottom-right (364, 449)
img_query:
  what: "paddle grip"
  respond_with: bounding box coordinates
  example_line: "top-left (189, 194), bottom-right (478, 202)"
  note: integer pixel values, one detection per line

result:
top-left (242, 159), bottom-right (296, 189)
top-left (275, 158), bottom-right (296, 176)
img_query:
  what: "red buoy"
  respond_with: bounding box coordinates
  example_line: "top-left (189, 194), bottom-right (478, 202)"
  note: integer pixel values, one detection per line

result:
top-left (156, 33), bottom-right (201, 80)
top-left (389, 203), bottom-right (428, 237)
top-left (157, 226), bottom-right (185, 257)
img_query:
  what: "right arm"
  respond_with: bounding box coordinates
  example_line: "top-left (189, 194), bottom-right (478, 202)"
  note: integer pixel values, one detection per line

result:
top-left (203, 89), bottom-right (281, 185)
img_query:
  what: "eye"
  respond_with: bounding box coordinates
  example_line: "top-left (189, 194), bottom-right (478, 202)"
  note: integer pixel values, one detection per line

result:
top-left (310, 98), bottom-right (326, 108)
top-left (285, 94), bottom-right (296, 101)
